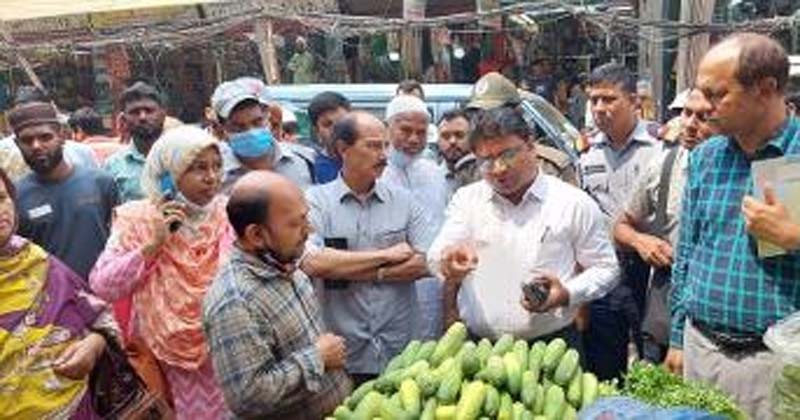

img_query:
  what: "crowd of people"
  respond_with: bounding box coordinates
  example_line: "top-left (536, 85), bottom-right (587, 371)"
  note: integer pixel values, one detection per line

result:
top-left (1, 31), bottom-right (798, 420)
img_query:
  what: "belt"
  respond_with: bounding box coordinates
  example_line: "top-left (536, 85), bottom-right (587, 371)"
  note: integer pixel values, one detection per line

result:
top-left (691, 319), bottom-right (767, 353)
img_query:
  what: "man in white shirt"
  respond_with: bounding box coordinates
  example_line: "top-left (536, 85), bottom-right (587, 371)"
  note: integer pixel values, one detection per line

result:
top-left (428, 106), bottom-right (619, 348)
top-left (381, 94), bottom-right (450, 341)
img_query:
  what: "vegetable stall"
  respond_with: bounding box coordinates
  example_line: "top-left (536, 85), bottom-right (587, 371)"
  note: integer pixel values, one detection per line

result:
top-left (326, 322), bottom-right (748, 420)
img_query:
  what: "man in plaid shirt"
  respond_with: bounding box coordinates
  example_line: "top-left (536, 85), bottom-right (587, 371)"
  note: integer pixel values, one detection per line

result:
top-left (666, 33), bottom-right (800, 419)
top-left (203, 171), bottom-right (350, 419)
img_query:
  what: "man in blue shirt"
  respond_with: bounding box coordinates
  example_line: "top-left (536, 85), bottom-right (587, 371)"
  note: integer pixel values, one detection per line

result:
top-left (308, 92), bottom-right (351, 184)
top-left (666, 33), bottom-right (800, 419)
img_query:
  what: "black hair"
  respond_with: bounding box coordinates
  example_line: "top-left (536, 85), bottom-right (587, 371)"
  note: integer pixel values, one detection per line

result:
top-left (469, 106), bottom-right (532, 149)
top-left (587, 62), bottom-right (637, 95)
top-left (68, 107), bottom-right (107, 136)
top-left (0, 167), bottom-right (15, 201)
top-left (283, 121), bottom-right (299, 135)
top-left (219, 98), bottom-right (263, 125)
top-left (14, 85), bottom-right (50, 106)
top-left (331, 113), bottom-right (360, 146)
top-left (438, 109), bottom-right (470, 125)
top-left (308, 92), bottom-right (351, 127)
top-left (226, 190), bottom-right (271, 238)
top-left (787, 91), bottom-right (800, 110)
top-left (397, 79), bottom-right (425, 100)
top-left (119, 81), bottom-right (164, 110)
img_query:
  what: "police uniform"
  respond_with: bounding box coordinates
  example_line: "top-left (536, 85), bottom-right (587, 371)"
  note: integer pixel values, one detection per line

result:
top-left (579, 119), bottom-right (663, 381)
top-left (579, 120), bottom-right (662, 218)
top-left (537, 143), bottom-right (578, 186)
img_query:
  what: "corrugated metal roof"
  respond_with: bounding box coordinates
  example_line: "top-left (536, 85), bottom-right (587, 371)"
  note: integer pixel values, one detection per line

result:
top-left (0, 0), bottom-right (225, 22)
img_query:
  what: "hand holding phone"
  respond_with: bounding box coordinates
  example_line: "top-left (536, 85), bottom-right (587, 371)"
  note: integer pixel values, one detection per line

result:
top-left (159, 173), bottom-right (182, 232)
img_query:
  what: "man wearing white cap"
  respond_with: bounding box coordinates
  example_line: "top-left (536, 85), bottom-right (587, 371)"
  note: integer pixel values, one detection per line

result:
top-left (382, 94), bottom-right (450, 340)
top-left (211, 77), bottom-right (315, 191)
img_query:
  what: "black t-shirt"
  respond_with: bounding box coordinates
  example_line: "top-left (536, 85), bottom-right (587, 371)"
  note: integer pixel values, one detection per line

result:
top-left (16, 166), bottom-right (119, 279)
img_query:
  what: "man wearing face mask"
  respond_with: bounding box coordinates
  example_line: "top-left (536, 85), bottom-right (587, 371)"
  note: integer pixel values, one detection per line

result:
top-left (382, 94), bottom-right (450, 340)
top-left (203, 171), bottom-right (350, 419)
top-left (103, 82), bottom-right (167, 203)
top-left (211, 78), bottom-right (316, 192)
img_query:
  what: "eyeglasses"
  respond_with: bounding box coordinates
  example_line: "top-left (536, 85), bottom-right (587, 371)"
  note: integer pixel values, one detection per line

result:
top-left (476, 145), bottom-right (525, 173)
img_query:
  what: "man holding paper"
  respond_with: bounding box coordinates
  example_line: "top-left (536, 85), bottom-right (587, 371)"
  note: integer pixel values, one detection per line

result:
top-left (667, 32), bottom-right (800, 419)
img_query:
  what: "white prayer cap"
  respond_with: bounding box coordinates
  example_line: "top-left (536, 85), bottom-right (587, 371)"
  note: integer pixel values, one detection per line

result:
top-left (385, 94), bottom-right (430, 122)
top-left (669, 89), bottom-right (690, 110)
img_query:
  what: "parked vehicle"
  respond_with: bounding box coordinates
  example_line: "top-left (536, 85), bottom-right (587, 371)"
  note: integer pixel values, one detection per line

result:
top-left (268, 83), bottom-right (581, 168)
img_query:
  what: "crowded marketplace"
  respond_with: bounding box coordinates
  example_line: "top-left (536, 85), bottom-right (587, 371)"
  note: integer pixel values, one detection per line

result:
top-left (1, 1), bottom-right (799, 420)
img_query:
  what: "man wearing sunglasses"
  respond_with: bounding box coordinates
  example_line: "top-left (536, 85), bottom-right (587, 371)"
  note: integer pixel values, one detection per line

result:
top-left (612, 89), bottom-right (718, 364)
top-left (427, 106), bottom-right (618, 351)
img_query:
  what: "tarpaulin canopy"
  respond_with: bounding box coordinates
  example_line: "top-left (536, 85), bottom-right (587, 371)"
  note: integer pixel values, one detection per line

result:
top-left (0, 0), bottom-right (226, 22)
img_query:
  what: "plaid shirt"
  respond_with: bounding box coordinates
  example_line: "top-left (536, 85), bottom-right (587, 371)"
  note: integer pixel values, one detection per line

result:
top-left (671, 116), bottom-right (800, 348)
top-left (203, 246), bottom-right (350, 419)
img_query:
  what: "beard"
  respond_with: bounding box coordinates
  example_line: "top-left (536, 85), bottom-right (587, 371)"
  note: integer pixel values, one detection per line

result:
top-left (130, 123), bottom-right (163, 147)
top-left (23, 147), bottom-right (64, 174)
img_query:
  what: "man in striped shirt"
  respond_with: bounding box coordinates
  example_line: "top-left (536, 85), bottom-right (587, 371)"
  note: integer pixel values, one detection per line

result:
top-left (667, 33), bottom-right (800, 419)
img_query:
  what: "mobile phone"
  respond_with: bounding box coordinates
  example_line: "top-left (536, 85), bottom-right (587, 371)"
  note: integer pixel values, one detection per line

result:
top-left (323, 237), bottom-right (349, 290)
top-left (159, 173), bottom-right (182, 233)
top-left (522, 281), bottom-right (550, 308)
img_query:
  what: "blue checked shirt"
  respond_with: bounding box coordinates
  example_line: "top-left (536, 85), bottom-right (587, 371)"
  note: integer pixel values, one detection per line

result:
top-left (203, 246), bottom-right (350, 419)
top-left (670, 116), bottom-right (800, 348)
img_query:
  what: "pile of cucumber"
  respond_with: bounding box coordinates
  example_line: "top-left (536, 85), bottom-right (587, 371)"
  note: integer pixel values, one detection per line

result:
top-left (328, 322), bottom-right (614, 420)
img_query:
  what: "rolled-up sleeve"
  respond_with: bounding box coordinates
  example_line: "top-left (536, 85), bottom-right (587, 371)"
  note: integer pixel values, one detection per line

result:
top-left (203, 289), bottom-right (324, 418)
top-left (426, 188), bottom-right (474, 279)
top-left (566, 195), bottom-right (620, 305)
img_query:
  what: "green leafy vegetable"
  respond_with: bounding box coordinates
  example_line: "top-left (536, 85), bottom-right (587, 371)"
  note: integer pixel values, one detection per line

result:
top-left (622, 362), bottom-right (746, 420)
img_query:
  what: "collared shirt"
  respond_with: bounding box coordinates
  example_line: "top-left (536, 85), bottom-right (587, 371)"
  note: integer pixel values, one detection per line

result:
top-left (579, 119), bottom-right (662, 219)
top-left (203, 246), bottom-right (350, 420)
top-left (427, 175), bottom-right (619, 340)
top-left (103, 144), bottom-right (147, 203)
top-left (624, 144), bottom-right (688, 247)
top-left (670, 117), bottom-right (800, 348)
top-left (382, 157), bottom-right (449, 228)
top-left (306, 176), bottom-right (437, 374)
top-left (220, 142), bottom-right (315, 192)
top-left (0, 136), bottom-right (98, 182)
top-left (382, 158), bottom-right (449, 340)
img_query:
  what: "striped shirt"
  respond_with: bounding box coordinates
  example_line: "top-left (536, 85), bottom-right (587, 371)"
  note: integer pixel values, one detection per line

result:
top-left (670, 116), bottom-right (800, 348)
top-left (203, 246), bottom-right (350, 419)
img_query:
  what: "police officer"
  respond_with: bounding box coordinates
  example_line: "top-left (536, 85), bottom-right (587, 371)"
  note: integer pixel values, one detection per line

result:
top-left (580, 63), bottom-right (663, 381)
top-left (466, 72), bottom-right (578, 186)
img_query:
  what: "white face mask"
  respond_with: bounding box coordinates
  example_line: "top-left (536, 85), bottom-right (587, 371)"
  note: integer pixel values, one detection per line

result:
top-left (387, 146), bottom-right (419, 169)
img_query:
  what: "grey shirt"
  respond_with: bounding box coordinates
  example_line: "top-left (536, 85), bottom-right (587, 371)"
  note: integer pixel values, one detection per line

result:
top-left (579, 119), bottom-right (662, 220)
top-left (221, 142), bottom-right (315, 192)
top-left (16, 166), bottom-right (118, 279)
top-left (306, 177), bottom-right (437, 374)
top-left (624, 145), bottom-right (688, 247)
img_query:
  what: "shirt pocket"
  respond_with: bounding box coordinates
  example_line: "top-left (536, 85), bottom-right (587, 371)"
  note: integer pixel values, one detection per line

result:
top-left (582, 171), bottom-right (609, 195)
top-left (373, 228), bottom-right (406, 249)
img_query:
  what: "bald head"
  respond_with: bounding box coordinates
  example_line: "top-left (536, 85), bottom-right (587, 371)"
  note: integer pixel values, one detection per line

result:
top-left (332, 111), bottom-right (385, 147)
top-left (703, 32), bottom-right (789, 92)
top-left (227, 171), bottom-right (302, 238)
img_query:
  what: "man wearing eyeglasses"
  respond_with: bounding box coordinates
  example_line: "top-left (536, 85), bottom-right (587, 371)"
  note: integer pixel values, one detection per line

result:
top-left (427, 106), bottom-right (618, 350)
top-left (612, 89), bottom-right (718, 364)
